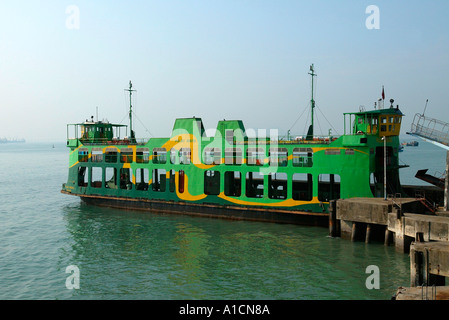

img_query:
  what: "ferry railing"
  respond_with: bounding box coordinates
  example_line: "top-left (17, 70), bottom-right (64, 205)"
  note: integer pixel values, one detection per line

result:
top-left (67, 137), bottom-right (149, 146)
top-left (277, 135), bottom-right (340, 145)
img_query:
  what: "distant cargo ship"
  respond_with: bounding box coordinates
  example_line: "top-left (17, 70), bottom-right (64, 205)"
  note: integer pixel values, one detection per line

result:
top-left (61, 66), bottom-right (406, 226)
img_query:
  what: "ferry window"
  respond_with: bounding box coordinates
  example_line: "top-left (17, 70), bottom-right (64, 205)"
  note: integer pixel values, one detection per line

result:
top-left (203, 148), bottom-right (213, 164)
top-left (246, 172), bottom-right (264, 198)
top-left (91, 148), bottom-right (103, 162)
top-left (169, 170), bottom-right (176, 192)
top-left (225, 130), bottom-right (234, 144)
top-left (170, 149), bottom-right (177, 164)
top-left (213, 148), bottom-right (222, 165)
top-left (389, 117), bottom-right (394, 123)
top-left (78, 167), bottom-right (88, 187)
top-left (120, 148), bottom-right (133, 163)
top-left (78, 148), bottom-right (89, 162)
top-left (120, 168), bottom-right (133, 190)
top-left (136, 148), bottom-right (150, 164)
top-left (178, 170), bottom-right (185, 193)
top-left (380, 125), bottom-right (387, 132)
top-left (225, 148), bottom-right (242, 165)
top-left (136, 168), bottom-right (149, 191)
top-left (381, 117), bottom-right (387, 124)
top-left (324, 149), bottom-right (340, 155)
top-left (224, 171), bottom-right (241, 197)
top-left (269, 148), bottom-right (288, 167)
top-left (105, 168), bottom-right (118, 189)
top-left (152, 169), bottom-right (167, 192)
top-left (91, 167), bottom-right (102, 188)
top-left (204, 170), bottom-right (220, 195)
top-left (293, 148), bottom-right (313, 167)
top-left (179, 148), bottom-right (191, 165)
top-left (203, 148), bottom-right (221, 165)
top-left (105, 148), bottom-right (118, 163)
top-left (152, 148), bottom-right (167, 164)
top-left (247, 148), bottom-right (264, 166)
top-left (318, 174), bottom-right (341, 202)
top-left (268, 173), bottom-right (287, 200)
top-left (292, 173), bottom-right (313, 201)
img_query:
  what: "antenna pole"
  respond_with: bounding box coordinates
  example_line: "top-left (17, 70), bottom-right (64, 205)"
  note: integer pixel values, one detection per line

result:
top-left (125, 81), bottom-right (136, 141)
top-left (423, 99), bottom-right (429, 116)
top-left (306, 64), bottom-right (317, 140)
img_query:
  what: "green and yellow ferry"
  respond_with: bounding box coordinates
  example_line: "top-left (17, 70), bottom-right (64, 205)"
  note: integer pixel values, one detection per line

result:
top-left (61, 67), bottom-right (405, 226)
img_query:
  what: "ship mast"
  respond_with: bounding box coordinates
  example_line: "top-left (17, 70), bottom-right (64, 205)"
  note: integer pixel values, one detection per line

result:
top-left (125, 80), bottom-right (136, 142)
top-left (306, 64), bottom-right (317, 140)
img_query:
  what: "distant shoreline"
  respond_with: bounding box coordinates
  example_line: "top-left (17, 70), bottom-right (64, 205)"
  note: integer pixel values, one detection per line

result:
top-left (0, 139), bottom-right (26, 143)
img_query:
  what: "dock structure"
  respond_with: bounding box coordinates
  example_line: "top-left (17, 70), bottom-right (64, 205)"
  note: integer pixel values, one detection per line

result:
top-left (410, 241), bottom-right (449, 287)
top-left (332, 197), bottom-right (429, 248)
top-left (332, 196), bottom-right (449, 299)
top-left (394, 241), bottom-right (449, 300)
top-left (394, 286), bottom-right (449, 300)
top-left (389, 212), bottom-right (449, 252)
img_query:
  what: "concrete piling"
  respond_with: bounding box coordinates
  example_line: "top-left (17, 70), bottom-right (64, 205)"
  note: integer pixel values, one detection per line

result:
top-left (365, 224), bottom-right (372, 244)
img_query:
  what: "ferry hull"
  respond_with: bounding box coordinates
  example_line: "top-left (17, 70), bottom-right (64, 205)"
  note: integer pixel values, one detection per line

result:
top-left (62, 190), bottom-right (328, 226)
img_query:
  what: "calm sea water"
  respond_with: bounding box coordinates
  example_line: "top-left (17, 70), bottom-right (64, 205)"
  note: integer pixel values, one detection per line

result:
top-left (0, 140), bottom-right (445, 300)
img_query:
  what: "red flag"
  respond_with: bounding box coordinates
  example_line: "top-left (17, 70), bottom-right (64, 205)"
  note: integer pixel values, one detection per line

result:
top-left (382, 86), bottom-right (385, 100)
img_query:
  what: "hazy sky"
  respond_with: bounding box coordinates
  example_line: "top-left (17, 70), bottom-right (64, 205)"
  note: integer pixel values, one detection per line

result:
top-left (1, 0), bottom-right (448, 142)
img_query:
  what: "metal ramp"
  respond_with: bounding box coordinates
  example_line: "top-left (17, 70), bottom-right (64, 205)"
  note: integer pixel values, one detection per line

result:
top-left (407, 112), bottom-right (449, 210)
top-left (415, 169), bottom-right (445, 189)
top-left (408, 113), bottom-right (449, 150)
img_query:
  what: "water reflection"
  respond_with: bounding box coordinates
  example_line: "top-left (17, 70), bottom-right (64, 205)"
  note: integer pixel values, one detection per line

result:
top-left (61, 202), bottom-right (410, 300)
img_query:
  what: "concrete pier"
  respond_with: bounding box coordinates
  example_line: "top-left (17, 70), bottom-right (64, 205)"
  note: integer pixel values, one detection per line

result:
top-left (388, 212), bottom-right (449, 253)
top-left (410, 241), bottom-right (449, 287)
top-left (336, 197), bottom-right (427, 245)
top-left (393, 241), bottom-right (449, 300)
top-left (394, 286), bottom-right (449, 300)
